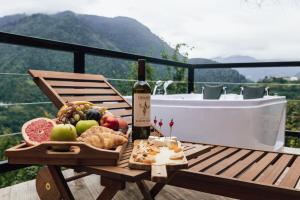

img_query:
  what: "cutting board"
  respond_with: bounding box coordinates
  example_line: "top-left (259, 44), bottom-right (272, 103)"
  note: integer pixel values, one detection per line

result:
top-left (129, 139), bottom-right (188, 182)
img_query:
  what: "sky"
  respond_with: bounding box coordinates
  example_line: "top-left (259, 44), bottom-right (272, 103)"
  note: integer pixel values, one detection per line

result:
top-left (1, 0), bottom-right (300, 60)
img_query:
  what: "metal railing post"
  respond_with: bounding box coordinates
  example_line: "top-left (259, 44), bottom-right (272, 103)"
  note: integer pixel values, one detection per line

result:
top-left (188, 67), bottom-right (194, 93)
top-left (74, 51), bottom-right (85, 73)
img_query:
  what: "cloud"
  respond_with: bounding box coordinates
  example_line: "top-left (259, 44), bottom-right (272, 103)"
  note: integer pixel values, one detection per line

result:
top-left (1, 0), bottom-right (300, 60)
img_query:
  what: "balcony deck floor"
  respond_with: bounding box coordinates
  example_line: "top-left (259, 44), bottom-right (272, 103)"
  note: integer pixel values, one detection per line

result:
top-left (0, 169), bottom-right (232, 200)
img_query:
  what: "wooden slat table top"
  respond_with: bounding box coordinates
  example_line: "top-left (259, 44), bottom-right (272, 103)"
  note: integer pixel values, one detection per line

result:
top-left (79, 142), bottom-right (300, 194)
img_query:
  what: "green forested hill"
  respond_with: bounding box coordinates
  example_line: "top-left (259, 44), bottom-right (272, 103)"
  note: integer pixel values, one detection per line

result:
top-left (0, 11), bottom-right (247, 80)
top-left (0, 11), bottom-right (248, 131)
top-left (188, 58), bottom-right (247, 83)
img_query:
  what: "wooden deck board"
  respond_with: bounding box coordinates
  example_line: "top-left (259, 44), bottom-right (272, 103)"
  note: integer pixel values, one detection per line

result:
top-left (205, 149), bottom-right (251, 175)
top-left (238, 153), bottom-right (278, 181)
top-left (189, 148), bottom-right (239, 172)
top-left (220, 151), bottom-right (265, 178)
top-left (279, 156), bottom-right (300, 188)
top-left (188, 146), bottom-right (227, 168)
top-left (258, 154), bottom-right (293, 184)
top-left (0, 171), bottom-right (233, 200)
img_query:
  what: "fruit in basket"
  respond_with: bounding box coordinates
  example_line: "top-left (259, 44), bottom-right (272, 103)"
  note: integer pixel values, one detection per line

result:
top-left (57, 101), bottom-right (94, 116)
top-left (50, 124), bottom-right (77, 151)
top-left (100, 114), bottom-right (119, 131)
top-left (75, 120), bottom-right (99, 136)
top-left (22, 118), bottom-right (55, 146)
top-left (117, 117), bottom-right (128, 133)
top-left (56, 101), bottom-right (93, 125)
top-left (56, 101), bottom-right (107, 126)
top-left (86, 109), bottom-right (102, 121)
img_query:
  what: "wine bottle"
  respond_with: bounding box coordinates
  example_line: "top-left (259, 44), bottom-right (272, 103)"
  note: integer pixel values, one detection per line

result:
top-left (132, 59), bottom-right (151, 141)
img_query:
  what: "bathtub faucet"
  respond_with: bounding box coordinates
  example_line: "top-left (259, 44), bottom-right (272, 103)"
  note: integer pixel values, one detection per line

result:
top-left (223, 86), bottom-right (227, 95)
top-left (265, 87), bottom-right (270, 96)
top-left (163, 80), bottom-right (174, 95)
top-left (153, 80), bottom-right (164, 95)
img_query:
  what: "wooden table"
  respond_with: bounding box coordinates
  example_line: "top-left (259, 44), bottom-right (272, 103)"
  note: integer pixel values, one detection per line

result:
top-left (41, 141), bottom-right (300, 200)
top-left (41, 141), bottom-right (210, 200)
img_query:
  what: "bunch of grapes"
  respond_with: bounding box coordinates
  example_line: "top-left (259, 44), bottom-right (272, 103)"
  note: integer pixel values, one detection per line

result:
top-left (57, 102), bottom-right (92, 125)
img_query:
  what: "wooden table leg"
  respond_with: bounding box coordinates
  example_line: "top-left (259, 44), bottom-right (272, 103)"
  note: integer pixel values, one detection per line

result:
top-left (47, 165), bottom-right (75, 200)
top-left (96, 187), bottom-right (119, 200)
top-left (97, 176), bottom-right (125, 200)
top-left (148, 171), bottom-right (176, 198)
top-left (150, 182), bottom-right (166, 198)
top-left (136, 180), bottom-right (154, 200)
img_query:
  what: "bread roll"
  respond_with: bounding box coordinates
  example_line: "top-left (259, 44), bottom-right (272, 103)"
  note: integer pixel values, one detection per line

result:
top-left (77, 126), bottom-right (127, 149)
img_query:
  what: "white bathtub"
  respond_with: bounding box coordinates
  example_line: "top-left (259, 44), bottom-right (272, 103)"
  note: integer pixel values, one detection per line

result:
top-left (125, 94), bottom-right (287, 151)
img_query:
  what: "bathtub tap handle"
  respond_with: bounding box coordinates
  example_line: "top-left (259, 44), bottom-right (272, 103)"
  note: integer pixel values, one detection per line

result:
top-left (223, 86), bottom-right (227, 95)
top-left (201, 86), bottom-right (205, 94)
top-left (163, 80), bottom-right (174, 95)
top-left (265, 87), bottom-right (270, 96)
top-left (240, 87), bottom-right (244, 95)
top-left (153, 80), bottom-right (164, 95)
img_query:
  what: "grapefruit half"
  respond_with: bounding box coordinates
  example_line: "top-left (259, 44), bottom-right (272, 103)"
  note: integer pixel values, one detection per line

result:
top-left (22, 118), bottom-right (56, 146)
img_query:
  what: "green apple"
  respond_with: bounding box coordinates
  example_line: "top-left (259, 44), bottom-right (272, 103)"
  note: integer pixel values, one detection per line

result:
top-left (50, 124), bottom-right (77, 151)
top-left (76, 120), bottom-right (99, 136)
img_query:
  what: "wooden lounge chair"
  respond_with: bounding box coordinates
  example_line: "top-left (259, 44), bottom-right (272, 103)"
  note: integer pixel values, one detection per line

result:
top-left (29, 69), bottom-right (300, 200)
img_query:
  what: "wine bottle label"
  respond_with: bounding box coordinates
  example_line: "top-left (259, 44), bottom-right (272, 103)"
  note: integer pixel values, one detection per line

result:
top-left (133, 93), bottom-right (151, 127)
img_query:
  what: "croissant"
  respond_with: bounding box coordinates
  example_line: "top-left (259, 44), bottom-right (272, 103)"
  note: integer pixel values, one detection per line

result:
top-left (77, 126), bottom-right (128, 149)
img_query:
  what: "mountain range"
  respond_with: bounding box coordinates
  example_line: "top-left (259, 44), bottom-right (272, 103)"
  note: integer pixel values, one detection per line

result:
top-left (213, 55), bottom-right (300, 81)
top-left (0, 11), bottom-right (247, 103)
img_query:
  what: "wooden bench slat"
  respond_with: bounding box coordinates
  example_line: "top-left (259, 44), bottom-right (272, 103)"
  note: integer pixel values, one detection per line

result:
top-left (121, 151), bottom-right (133, 158)
top-left (29, 70), bottom-right (105, 81)
top-left (47, 80), bottom-right (109, 88)
top-left (239, 153), bottom-right (278, 181)
top-left (96, 102), bottom-right (131, 109)
top-left (118, 158), bottom-right (130, 165)
top-left (220, 151), bottom-right (265, 178)
top-left (183, 145), bottom-right (196, 152)
top-left (120, 154), bottom-right (131, 161)
top-left (279, 156), bottom-right (300, 188)
top-left (184, 145), bottom-right (212, 160)
top-left (259, 154), bottom-right (293, 184)
top-left (62, 95), bottom-right (123, 102)
top-left (54, 88), bottom-right (116, 95)
top-left (189, 148), bottom-right (239, 172)
top-left (188, 146), bottom-right (227, 168)
top-left (110, 109), bottom-right (132, 117)
top-left (206, 149), bottom-right (251, 175)
top-left (118, 162), bottom-right (129, 168)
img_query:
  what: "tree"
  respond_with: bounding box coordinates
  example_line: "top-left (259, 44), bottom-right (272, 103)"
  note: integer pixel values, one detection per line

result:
top-left (160, 43), bottom-right (194, 94)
